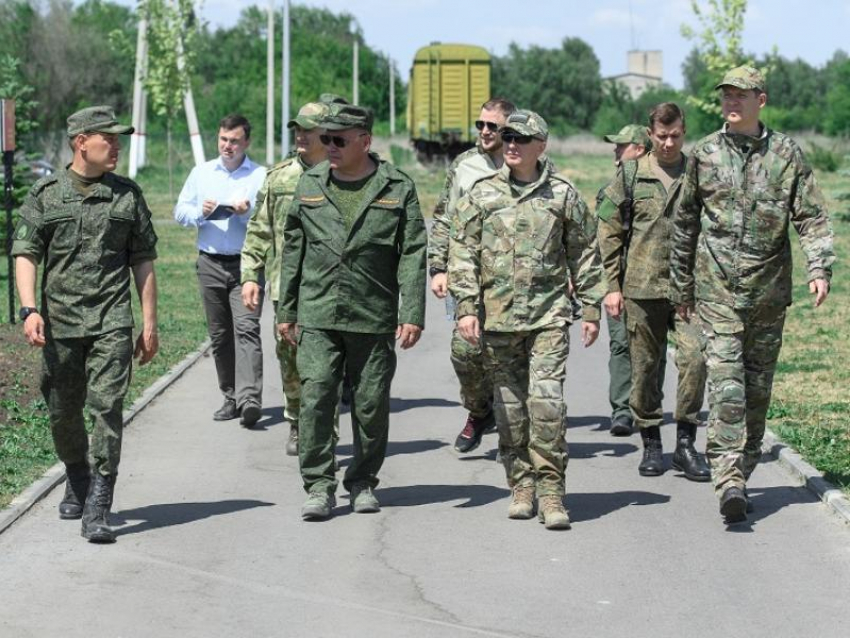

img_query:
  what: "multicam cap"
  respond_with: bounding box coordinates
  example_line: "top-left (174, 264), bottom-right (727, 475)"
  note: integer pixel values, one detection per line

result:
top-left (501, 109), bottom-right (548, 140)
top-left (319, 93), bottom-right (351, 106)
top-left (714, 65), bottom-right (766, 92)
top-left (287, 102), bottom-right (331, 130)
top-left (67, 106), bottom-right (134, 137)
top-left (322, 103), bottom-right (374, 132)
top-left (603, 124), bottom-right (650, 147)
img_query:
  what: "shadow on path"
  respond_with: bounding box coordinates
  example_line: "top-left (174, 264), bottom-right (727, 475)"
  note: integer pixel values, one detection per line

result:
top-left (249, 406), bottom-right (286, 431)
top-left (113, 500), bottom-right (275, 537)
top-left (390, 397), bottom-right (460, 413)
top-left (378, 484), bottom-right (510, 508)
top-left (336, 439), bottom-right (449, 468)
top-left (568, 491), bottom-right (670, 523)
top-left (569, 441), bottom-right (639, 459)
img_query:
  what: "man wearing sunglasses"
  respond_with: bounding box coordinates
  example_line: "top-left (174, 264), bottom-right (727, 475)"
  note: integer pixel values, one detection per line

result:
top-left (596, 124), bottom-right (652, 438)
top-left (277, 103), bottom-right (427, 520)
top-left (241, 95), bottom-right (348, 456)
top-left (449, 110), bottom-right (605, 530)
top-left (430, 98), bottom-right (515, 454)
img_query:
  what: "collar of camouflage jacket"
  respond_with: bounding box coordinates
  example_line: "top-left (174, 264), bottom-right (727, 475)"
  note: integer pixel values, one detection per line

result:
top-left (497, 158), bottom-right (553, 199)
top-left (60, 166), bottom-right (117, 202)
top-left (720, 121), bottom-right (770, 152)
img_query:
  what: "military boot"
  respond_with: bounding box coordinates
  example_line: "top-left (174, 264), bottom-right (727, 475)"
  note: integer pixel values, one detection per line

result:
top-left (638, 426), bottom-right (664, 476)
top-left (285, 423), bottom-right (299, 456)
top-left (537, 495), bottom-right (571, 530)
top-left (81, 473), bottom-right (117, 544)
top-left (719, 486), bottom-right (748, 524)
top-left (507, 484), bottom-right (536, 519)
top-left (672, 422), bottom-right (711, 482)
top-left (59, 462), bottom-right (91, 520)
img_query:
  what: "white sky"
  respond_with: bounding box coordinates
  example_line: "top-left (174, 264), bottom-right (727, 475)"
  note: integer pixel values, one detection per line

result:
top-left (109, 0), bottom-right (850, 88)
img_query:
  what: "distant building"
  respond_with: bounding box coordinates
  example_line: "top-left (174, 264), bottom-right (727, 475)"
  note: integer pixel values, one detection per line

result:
top-left (607, 50), bottom-right (663, 99)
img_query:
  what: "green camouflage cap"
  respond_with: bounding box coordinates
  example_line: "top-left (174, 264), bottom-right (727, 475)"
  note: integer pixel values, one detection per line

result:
top-left (322, 103), bottom-right (374, 132)
top-left (714, 65), bottom-right (766, 92)
top-left (287, 102), bottom-right (331, 130)
top-left (603, 124), bottom-right (650, 147)
top-left (319, 93), bottom-right (351, 106)
top-left (501, 109), bottom-right (548, 140)
top-left (67, 105), bottom-right (134, 137)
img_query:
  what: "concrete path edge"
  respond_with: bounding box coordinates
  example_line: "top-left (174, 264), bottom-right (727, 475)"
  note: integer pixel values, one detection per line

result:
top-left (0, 339), bottom-right (212, 536)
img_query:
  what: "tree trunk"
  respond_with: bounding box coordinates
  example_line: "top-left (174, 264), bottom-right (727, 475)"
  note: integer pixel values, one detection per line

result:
top-left (167, 119), bottom-right (174, 201)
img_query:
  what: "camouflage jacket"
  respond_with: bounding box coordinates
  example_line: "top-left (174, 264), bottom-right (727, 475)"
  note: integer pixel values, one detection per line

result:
top-left (597, 152), bottom-right (687, 299)
top-left (428, 145), bottom-right (500, 272)
top-left (277, 154), bottom-right (427, 333)
top-left (11, 168), bottom-right (158, 338)
top-left (448, 161), bottom-right (604, 332)
top-left (669, 124), bottom-right (834, 309)
top-left (241, 153), bottom-right (307, 301)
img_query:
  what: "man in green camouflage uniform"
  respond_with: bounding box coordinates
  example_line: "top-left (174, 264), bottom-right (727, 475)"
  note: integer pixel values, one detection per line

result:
top-left (241, 96), bottom-right (347, 456)
top-left (669, 66), bottom-right (834, 523)
top-left (429, 97), bottom-right (515, 453)
top-left (598, 103), bottom-right (709, 481)
top-left (597, 124), bottom-right (652, 436)
top-left (277, 104), bottom-right (427, 520)
top-left (449, 110), bottom-right (605, 530)
top-left (12, 106), bottom-right (159, 543)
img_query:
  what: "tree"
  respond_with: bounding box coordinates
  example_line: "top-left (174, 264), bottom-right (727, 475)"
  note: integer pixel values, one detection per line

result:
top-left (825, 58), bottom-right (850, 137)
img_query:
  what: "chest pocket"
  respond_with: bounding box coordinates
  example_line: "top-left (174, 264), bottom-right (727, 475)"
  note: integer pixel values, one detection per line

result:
top-left (105, 205), bottom-right (136, 252)
top-left (750, 186), bottom-right (789, 252)
top-left (43, 210), bottom-right (79, 253)
top-left (362, 199), bottom-right (402, 248)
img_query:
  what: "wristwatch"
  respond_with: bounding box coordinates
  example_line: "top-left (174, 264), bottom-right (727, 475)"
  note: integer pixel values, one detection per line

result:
top-left (429, 267), bottom-right (446, 278)
top-left (19, 306), bottom-right (39, 321)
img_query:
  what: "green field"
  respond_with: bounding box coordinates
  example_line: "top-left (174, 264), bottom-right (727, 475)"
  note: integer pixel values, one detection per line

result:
top-left (0, 138), bottom-right (848, 508)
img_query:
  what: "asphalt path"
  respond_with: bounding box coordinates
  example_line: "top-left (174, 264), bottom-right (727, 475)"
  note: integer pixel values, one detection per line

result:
top-left (1, 295), bottom-right (849, 638)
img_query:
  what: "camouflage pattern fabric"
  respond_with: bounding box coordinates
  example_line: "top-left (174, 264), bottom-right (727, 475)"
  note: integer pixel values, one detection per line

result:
top-left (483, 326), bottom-right (569, 497)
top-left (448, 161), bottom-right (605, 331)
top-left (606, 311), bottom-right (632, 420)
top-left (41, 328), bottom-right (133, 476)
top-left (625, 299), bottom-right (705, 429)
top-left (669, 125), bottom-right (834, 309)
top-left (11, 169), bottom-right (158, 338)
top-left (277, 153), bottom-right (427, 333)
top-left (450, 328), bottom-right (492, 418)
top-left (697, 301), bottom-right (785, 496)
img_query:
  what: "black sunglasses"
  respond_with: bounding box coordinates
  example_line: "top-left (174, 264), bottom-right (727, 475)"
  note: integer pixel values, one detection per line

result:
top-left (475, 120), bottom-right (500, 132)
top-left (501, 132), bottom-right (535, 145)
top-left (319, 132), bottom-right (367, 148)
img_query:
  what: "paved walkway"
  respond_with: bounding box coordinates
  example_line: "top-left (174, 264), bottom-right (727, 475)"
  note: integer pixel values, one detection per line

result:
top-left (1, 297), bottom-right (849, 638)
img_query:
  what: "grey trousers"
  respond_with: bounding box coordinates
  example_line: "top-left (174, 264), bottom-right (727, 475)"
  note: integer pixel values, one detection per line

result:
top-left (196, 252), bottom-right (264, 409)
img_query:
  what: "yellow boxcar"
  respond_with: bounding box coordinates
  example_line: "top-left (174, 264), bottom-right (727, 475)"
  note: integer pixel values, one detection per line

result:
top-left (407, 42), bottom-right (491, 160)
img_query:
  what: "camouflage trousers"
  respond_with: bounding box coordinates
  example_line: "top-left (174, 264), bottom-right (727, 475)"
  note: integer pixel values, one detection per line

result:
top-left (272, 301), bottom-right (301, 424)
top-left (697, 301), bottom-right (786, 497)
top-left (450, 327), bottom-right (493, 419)
top-left (625, 299), bottom-right (705, 429)
top-left (40, 328), bottom-right (133, 476)
top-left (483, 325), bottom-right (569, 497)
top-left (606, 310), bottom-right (632, 420)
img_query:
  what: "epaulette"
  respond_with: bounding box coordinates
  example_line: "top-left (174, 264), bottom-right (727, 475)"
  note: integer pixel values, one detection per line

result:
top-left (267, 156), bottom-right (296, 175)
top-left (31, 173), bottom-right (59, 195)
top-left (111, 173), bottom-right (143, 195)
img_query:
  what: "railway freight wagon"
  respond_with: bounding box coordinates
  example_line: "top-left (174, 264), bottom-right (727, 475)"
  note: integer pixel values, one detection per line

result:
top-left (407, 43), bottom-right (491, 161)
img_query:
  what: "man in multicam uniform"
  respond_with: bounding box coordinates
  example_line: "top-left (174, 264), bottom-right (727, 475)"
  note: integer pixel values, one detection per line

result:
top-left (449, 110), bottom-right (605, 530)
top-left (669, 66), bottom-right (834, 524)
top-left (597, 124), bottom-right (652, 437)
top-left (241, 95), bottom-right (347, 456)
top-left (598, 103), bottom-right (709, 481)
top-left (12, 106), bottom-right (159, 544)
top-left (429, 97), bottom-right (515, 454)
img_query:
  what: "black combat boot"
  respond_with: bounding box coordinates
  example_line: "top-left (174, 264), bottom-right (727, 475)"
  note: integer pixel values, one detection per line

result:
top-left (638, 426), bottom-right (664, 476)
top-left (672, 422), bottom-right (711, 482)
top-left (81, 473), bottom-right (117, 544)
top-left (58, 462), bottom-right (91, 520)
top-left (719, 486), bottom-right (748, 524)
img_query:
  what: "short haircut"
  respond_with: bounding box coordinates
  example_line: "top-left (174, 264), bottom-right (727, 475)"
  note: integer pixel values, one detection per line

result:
top-left (481, 98), bottom-right (516, 116)
top-left (219, 114), bottom-right (251, 139)
top-left (648, 102), bottom-right (685, 131)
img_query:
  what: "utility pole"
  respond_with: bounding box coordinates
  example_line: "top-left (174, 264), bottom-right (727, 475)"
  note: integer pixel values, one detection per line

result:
top-left (352, 25), bottom-right (359, 104)
top-left (389, 58), bottom-right (395, 136)
top-left (129, 15), bottom-right (148, 179)
top-left (266, 0), bottom-right (274, 165)
top-left (281, 0), bottom-right (290, 159)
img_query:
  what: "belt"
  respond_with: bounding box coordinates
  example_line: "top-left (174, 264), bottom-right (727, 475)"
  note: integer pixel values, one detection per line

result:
top-left (200, 250), bottom-right (241, 263)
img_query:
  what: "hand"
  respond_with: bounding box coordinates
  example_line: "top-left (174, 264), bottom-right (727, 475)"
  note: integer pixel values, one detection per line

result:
top-left (430, 272), bottom-right (448, 299)
top-left (603, 291), bottom-right (624, 320)
top-left (457, 315), bottom-right (480, 346)
top-left (242, 281), bottom-right (261, 311)
top-left (396, 323), bottom-right (422, 350)
top-left (581, 321), bottom-right (599, 347)
top-left (568, 278), bottom-right (575, 296)
top-left (134, 326), bottom-right (159, 366)
top-left (202, 199), bottom-right (217, 216)
top-left (676, 304), bottom-right (694, 323)
top-left (809, 278), bottom-right (829, 307)
top-left (23, 313), bottom-right (46, 348)
top-left (232, 199), bottom-right (250, 215)
top-left (279, 322), bottom-right (298, 347)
